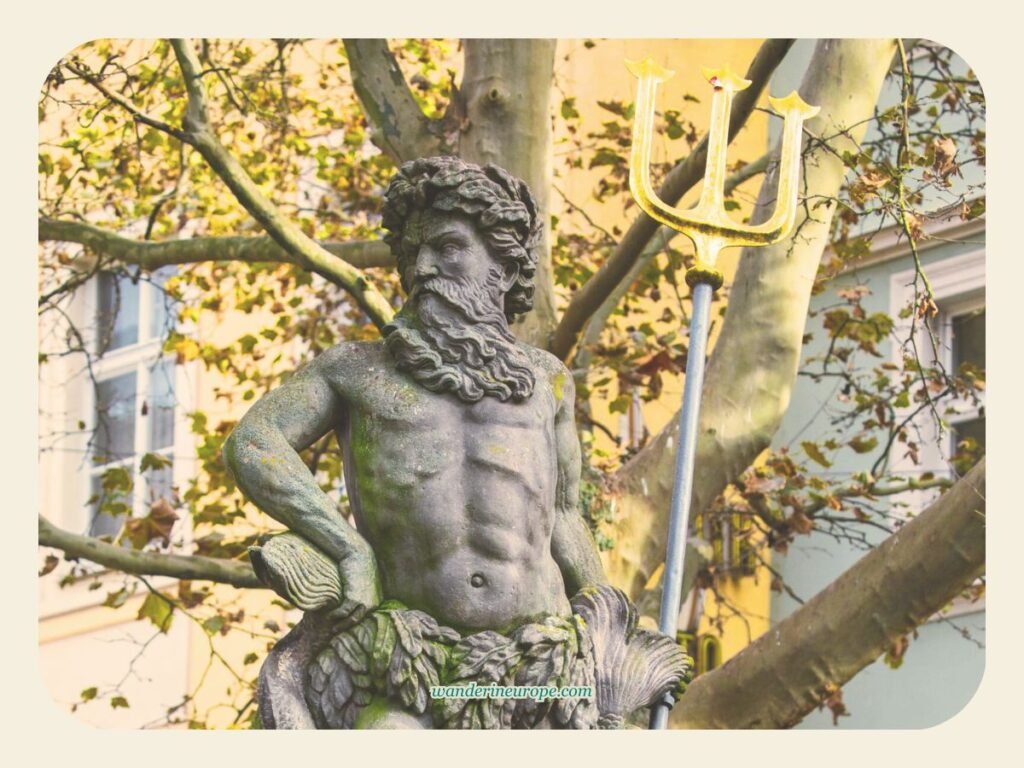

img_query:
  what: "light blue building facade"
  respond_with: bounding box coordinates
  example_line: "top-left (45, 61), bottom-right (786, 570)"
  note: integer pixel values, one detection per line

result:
top-left (766, 41), bottom-right (985, 728)
top-left (770, 217), bottom-right (986, 728)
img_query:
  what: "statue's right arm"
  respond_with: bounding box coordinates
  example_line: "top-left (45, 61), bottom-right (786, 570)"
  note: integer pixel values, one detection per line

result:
top-left (223, 345), bottom-right (381, 610)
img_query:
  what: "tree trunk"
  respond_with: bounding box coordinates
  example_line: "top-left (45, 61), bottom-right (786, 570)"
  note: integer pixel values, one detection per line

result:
top-left (459, 39), bottom-right (557, 347)
top-left (673, 458), bottom-right (985, 728)
top-left (606, 39), bottom-right (899, 598)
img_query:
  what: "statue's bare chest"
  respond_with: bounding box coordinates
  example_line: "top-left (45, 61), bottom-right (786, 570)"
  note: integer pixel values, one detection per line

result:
top-left (337, 366), bottom-right (557, 480)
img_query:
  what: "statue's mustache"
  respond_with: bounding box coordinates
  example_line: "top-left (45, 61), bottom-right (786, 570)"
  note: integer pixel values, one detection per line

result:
top-left (409, 276), bottom-right (453, 300)
top-left (408, 272), bottom-right (502, 309)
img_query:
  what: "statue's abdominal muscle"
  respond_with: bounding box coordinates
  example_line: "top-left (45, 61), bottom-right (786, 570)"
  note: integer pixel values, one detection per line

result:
top-left (339, 388), bottom-right (566, 632)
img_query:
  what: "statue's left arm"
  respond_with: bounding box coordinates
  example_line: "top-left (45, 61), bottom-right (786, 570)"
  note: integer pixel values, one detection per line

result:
top-left (550, 366), bottom-right (609, 595)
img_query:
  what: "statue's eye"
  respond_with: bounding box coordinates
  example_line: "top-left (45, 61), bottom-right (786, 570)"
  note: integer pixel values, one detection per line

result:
top-left (441, 242), bottom-right (459, 258)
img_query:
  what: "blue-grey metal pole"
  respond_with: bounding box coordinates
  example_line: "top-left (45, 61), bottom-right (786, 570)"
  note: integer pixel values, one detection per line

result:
top-left (649, 280), bottom-right (714, 730)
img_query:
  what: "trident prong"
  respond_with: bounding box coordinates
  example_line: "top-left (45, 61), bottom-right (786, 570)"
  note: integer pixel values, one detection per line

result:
top-left (627, 59), bottom-right (820, 272)
top-left (630, 59), bottom-right (818, 731)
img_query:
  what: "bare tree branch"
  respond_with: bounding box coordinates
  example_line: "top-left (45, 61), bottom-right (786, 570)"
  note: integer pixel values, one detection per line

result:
top-left (673, 458), bottom-right (984, 728)
top-left (161, 38), bottom-right (395, 329)
top-left (802, 474), bottom-right (953, 518)
top-left (550, 38), bottom-right (795, 360)
top-left (63, 60), bottom-right (188, 142)
top-left (343, 39), bottom-right (446, 163)
top-left (39, 217), bottom-right (395, 273)
top-left (38, 515), bottom-right (264, 589)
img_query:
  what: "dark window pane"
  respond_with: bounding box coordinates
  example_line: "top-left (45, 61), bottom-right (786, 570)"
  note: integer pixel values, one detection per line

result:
top-left (147, 359), bottom-right (175, 451)
top-left (952, 416), bottom-right (985, 455)
top-left (97, 272), bottom-right (139, 353)
top-left (88, 472), bottom-right (132, 539)
top-left (144, 459), bottom-right (174, 506)
top-left (148, 266), bottom-right (177, 340)
top-left (94, 372), bottom-right (137, 464)
top-left (952, 309), bottom-right (985, 373)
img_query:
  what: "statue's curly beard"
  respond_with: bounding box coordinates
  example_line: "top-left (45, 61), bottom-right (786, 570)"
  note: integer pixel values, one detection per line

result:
top-left (383, 269), bottom-right (536, 403)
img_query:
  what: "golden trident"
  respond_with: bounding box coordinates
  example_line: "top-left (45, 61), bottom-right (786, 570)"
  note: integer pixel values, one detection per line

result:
top-left (626, 59), bottom-right (819, 730)
top-left (627, 58), bottom-right (819, 284)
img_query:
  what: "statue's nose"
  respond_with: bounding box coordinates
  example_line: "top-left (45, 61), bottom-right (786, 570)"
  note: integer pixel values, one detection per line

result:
top-left (414, 248), bottom-right (440, 279)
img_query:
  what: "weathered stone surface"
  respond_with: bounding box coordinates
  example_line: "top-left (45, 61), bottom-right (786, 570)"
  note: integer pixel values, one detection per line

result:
top-left (225, 157), bottom-right (689, 728)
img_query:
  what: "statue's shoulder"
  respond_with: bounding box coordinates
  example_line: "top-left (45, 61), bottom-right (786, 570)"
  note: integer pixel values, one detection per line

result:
top-left (515, 342), bottom-right (563, 375)
top-left (518, 343), bottom-right (575, 404)
top-left (309, 339), bottom-right (389, 384)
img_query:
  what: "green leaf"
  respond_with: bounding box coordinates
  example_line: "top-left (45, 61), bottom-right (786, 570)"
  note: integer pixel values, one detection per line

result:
top-left (138, 592), bottom-right (174, 633)
top-left (202, 616), bottom-right (225, 635)
top-left (848, 436), bottom-right (879, 454)
top-left (139, 452), bottom-right (173, 473)
top-left (39, 554), bottom-right (59, 577)
top-left (964, 197), bottom-right (985, 220)
top-left (103, 588), bottom-right (129, 609)
top-left (589, 148), bottom-right (623, 168)
top-left (560, 98), bottom-right (579, 120)
top-left (596, 99), bottom-right (627, 117)
top-left (608, 395), bottom-right (632, 415)
top-left (164, 330), bottom-right (200, 361)
top-left (81, 686), bottom-right (98, 702)
top-left (110, 696), bottom-right (130, 709)
top-left (100, 466), bottom-right (133, 494)
top-left (801, 441), bottom-right (833, 468)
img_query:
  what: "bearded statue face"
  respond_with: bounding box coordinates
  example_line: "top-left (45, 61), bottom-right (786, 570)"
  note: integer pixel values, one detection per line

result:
top-left (403, 209), bottom-right (514, 320)
top-left (382, 209), bottom-right (537, 403)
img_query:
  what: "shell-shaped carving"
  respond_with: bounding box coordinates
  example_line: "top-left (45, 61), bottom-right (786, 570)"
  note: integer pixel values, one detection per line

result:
top-left (570, 585), bottom-right (689, 725)
top-left (249, 533), bottom-right (342, 611)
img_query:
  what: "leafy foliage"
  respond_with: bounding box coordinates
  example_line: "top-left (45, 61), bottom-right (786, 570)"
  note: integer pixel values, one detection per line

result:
top-left (38, 38), bottom-right (984, 728)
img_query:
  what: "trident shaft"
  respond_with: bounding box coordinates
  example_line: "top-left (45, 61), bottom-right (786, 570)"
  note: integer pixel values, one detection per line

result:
top-left (624, 58), bottom-right (818, 730)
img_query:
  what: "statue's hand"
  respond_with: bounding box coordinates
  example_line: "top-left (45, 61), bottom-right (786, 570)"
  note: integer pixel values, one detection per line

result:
top-left (329, 543), bottom-right (383, 627)
top-left (249, 532), bottom-right (381, 629)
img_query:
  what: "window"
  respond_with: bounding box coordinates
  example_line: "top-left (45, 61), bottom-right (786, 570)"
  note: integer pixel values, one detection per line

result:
top-left (38, 259), bottom-right (192, 616)
top-left (95, 268), bottom-right (174, 354)
top-left (889, 249), bottom-right (985, 480)
top-left (87, 268), bottom-right (178, 539)
top-left (944, 307), bottom-right (985, 472)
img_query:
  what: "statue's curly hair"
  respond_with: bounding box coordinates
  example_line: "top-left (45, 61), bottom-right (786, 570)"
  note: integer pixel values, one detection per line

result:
top-left (381, 156), bottom-right (542, 321)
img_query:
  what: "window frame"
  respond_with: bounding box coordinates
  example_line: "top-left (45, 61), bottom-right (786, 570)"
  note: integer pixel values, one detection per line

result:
top-left (86, 270), bottom-right (179, 533)
top-left (888, 248), bottom-right (985, 479)
top-left (38, 268), bottom-right (197, 619)
top-left (933, 297), bottom-right (985, 464)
